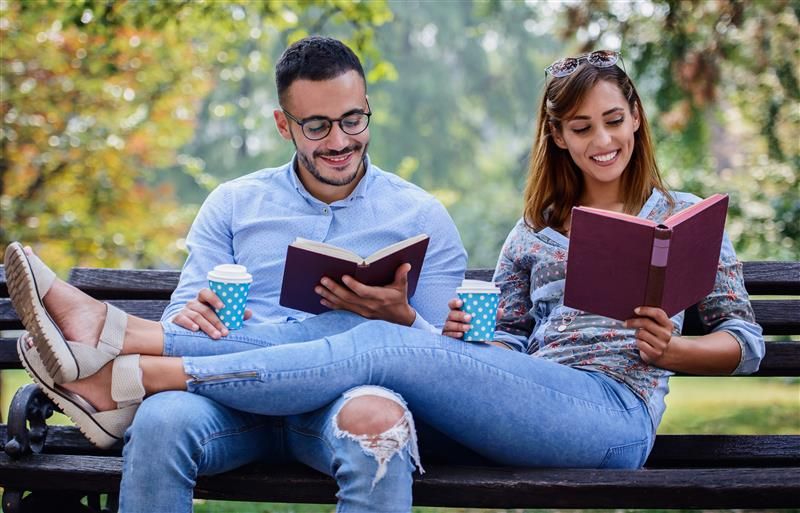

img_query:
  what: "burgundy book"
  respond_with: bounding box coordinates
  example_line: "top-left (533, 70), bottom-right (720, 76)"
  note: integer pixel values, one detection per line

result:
top-left (279, 234), bottom-right (429, 314)
top-left (563, 194), bottom-right (729, 321)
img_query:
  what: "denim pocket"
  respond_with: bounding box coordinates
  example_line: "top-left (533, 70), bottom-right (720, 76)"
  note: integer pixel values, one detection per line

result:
top-left (599, 438), bottom-right (650, 469)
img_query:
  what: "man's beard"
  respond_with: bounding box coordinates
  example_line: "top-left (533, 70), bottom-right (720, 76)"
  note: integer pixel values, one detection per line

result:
top-left (294, 138), bottom-right (368, 187)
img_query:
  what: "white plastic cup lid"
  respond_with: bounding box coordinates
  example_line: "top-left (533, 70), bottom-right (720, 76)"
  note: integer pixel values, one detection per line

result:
top-left (456, 279), bottom-right (500, 294)
top-left (207, 264), bottom-right (252, 284)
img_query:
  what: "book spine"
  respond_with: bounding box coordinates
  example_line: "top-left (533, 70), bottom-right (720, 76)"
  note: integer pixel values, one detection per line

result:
top-left (644, 226), bottom-right (672, 308)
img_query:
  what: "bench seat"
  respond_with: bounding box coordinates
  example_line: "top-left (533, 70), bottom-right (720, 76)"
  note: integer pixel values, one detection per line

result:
top-left (1, 263), bottom-right (798, 511)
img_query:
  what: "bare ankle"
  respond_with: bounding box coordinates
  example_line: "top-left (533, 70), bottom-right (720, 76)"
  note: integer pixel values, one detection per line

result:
top-left (62, 363), bottom-right (115, 412)
top-left (122, 317), bottom-right (165, 356)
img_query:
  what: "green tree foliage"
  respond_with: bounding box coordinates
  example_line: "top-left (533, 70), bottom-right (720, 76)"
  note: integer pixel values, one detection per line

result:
top-left (556, 0), bottom-right (799, 259)
top-left (2, 0), bottom-right (795, 273)
top-left (364, 0), bottom-right (569, 266)
top-left (0, 0), bottom-right (391, 272)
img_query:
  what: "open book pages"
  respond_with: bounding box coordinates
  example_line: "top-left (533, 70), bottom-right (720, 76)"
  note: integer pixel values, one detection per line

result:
top-left (574, 193), bottom-right (727, 229)
top-left (291, 234), bottom-right (429, 266)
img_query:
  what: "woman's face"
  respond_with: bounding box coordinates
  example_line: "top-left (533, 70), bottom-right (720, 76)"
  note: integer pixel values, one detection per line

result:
top-left (552, 80), bottom-right (640, 191)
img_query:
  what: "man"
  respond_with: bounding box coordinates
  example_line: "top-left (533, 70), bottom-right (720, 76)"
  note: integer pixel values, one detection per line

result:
top-left (120, 36), bottom-right (466, 512)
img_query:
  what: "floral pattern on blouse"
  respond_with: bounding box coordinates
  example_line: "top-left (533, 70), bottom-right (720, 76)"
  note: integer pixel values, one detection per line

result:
top-left (491, 190), bottom-right (763, 425)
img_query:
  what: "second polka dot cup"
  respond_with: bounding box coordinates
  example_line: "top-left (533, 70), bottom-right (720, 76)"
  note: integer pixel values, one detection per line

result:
top-left (207, 264), bottom-right (253, 330)
top-left (457, 279), bottom-right (501, 342)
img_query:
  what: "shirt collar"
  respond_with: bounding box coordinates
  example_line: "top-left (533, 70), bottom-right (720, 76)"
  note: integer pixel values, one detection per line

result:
top-left (287, 153), bottom-right (372, 206)
top-left (638, 188), bottom-right (663, 219)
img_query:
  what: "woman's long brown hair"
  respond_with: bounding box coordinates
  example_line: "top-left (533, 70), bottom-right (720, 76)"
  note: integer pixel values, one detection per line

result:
top-left (523, 64), bottom-right (672, 231)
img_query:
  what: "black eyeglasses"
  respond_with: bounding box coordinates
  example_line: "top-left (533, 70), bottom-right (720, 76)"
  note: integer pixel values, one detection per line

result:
top-left (282, 99), bottom-right (371, 141)
top-left (544, 50), bottom-right (622, 78)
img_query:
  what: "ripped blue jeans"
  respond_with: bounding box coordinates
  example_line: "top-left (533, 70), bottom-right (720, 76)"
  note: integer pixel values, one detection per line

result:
top-left (121, 312), bottom-right (419, 513)
top-left (180, 318), bottom-right (654, 468)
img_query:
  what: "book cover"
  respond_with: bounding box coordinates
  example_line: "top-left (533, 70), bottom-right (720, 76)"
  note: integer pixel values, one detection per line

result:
top-left (279, 234), bottom-right (430, 314)
top-left (563, 194), bottom-right (728, 321)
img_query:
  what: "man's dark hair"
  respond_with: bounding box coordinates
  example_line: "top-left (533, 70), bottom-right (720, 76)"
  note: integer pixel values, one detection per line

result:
top-left (275, 36), bottom-right (366, 104)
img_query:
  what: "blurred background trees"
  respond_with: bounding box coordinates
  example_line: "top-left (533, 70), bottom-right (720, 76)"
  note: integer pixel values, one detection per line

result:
top-left (2, 0), bottom-right (798, 272)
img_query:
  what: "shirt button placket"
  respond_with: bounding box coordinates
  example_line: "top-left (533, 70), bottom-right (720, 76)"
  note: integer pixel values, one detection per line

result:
top-left (318, 205), bottom-right (333, 240)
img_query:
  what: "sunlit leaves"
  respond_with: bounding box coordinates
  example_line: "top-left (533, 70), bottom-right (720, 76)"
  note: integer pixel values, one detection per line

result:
top-left (1, 0), bottom-right (391, 272)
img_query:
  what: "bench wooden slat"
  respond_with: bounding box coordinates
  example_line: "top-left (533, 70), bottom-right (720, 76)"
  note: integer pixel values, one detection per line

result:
top-left (3, 261), bottom-right (796, 298)
top-left (645, 433), bottom-right (800, 467)
top-left (0, 298), bottom-right (169, 329)
top-left (0, 338), bottom-right (18, 370)
top-left (1, 453), bottom-right (798, 508)
top-left (67, 268), bottom-right (179, 299)
top-left (3, 296), bottom-right (799, 336)
top-left (750, 299), bottom-right (800, 335)
top-left (757, 340), bottom-right (800, 376)
top-left (1, 425), bottom-right (796, 467)
top-left (741, 261), bottom-right (800, 294)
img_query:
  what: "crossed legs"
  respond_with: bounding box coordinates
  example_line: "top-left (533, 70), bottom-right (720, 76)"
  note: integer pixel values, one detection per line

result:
top-left (7, 243), bottom-right (421, 512)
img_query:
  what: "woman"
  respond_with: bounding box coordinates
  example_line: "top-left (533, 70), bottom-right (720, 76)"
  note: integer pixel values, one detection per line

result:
top-left (8, 51), bottom-right (763, 473)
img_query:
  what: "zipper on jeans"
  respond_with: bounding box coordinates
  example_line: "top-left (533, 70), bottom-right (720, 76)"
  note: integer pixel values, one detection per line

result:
top-left (190, 371), bottom-right (259, 384)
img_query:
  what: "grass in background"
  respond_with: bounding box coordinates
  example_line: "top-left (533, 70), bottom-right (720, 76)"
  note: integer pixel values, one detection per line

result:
top-left (658, 376), bottom-right (800, 434)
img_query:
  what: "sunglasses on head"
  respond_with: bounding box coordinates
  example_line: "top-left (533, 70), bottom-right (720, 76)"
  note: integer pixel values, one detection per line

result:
top-left (544, 50), bottom-right (622, 78)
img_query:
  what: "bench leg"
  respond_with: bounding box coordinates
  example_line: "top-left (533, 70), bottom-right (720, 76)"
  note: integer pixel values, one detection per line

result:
top-left (2, 489), bottom-right (22, 513)
top-left (4, 384), bottom-right (55, 459)
top-left (3, 385), bottom-right (119, 513)
top-left (1, 490), bottom-right (118, 513)
top-left (1, 490), bottom-right (94, 513)
top-left (3, 489), bottom-right (119, 513)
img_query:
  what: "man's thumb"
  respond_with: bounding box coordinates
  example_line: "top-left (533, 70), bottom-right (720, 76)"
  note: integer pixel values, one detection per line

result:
top-left (395, 263), bottom-right (411, 285)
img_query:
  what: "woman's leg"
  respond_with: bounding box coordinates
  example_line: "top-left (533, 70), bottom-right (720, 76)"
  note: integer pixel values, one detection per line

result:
top-left (15, 243), bottom-right (369, 359)
top-left (178, 320), bottom-right (654, 468)
top-left (61, 320), bottom-right (653, 468)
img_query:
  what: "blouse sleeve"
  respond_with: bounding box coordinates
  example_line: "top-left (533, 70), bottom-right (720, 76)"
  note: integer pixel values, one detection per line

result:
top-left (492, 222), bottom-right (535, 353)
top-left (695, 233), bottom-right (765, 374)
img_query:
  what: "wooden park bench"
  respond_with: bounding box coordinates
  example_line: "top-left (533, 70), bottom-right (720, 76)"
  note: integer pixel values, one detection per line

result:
top-left (0, 263), bottom-right (798, 512)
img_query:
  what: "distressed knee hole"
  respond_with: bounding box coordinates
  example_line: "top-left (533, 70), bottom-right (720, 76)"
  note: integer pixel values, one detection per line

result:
top-left (337, 395), bottom-right (405, 437)
top-left (333, 386), bottom-right (423, 487)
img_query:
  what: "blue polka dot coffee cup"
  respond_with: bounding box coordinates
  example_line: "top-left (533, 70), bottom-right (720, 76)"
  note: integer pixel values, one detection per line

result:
top-left (207, 264), bottom-right (253, 330)
top-left (457, 280), bottom-right (501, 342)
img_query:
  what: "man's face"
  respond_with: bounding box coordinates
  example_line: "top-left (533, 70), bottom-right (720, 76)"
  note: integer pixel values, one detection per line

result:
top-left (275, 70), bottom-right (370, 193)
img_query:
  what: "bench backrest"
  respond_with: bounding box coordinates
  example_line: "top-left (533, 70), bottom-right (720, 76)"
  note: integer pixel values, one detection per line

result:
top-left (1, 263), bottom-right (798, 375)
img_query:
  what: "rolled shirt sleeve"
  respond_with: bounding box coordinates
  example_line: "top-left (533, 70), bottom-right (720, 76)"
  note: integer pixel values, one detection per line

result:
top-left (695, 233), bottom-right (765, 374)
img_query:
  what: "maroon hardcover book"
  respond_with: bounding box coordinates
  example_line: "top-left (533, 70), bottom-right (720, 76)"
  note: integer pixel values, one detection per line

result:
top-left (279, 234), bottom-right (429, 314)
top-left (563, 194), bottom-right (729, 321)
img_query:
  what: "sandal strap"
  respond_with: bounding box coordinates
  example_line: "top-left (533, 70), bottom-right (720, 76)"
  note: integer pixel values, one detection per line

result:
top-left (62, 304), bottom-right (127, 380)
top-left (111, 354), bottom-right (145, 408)
top-left (67, 342), bottom-right (116, 379)
top-left (93, 406), bottom-right (139, 437)
top-left (27, 251), bottom-right (56, 299)
top-left (98, 303), bottom-right (127, 357)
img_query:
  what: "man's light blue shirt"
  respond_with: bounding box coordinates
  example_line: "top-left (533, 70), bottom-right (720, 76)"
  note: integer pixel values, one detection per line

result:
top-left (162, 155), bottom-right (467, 332)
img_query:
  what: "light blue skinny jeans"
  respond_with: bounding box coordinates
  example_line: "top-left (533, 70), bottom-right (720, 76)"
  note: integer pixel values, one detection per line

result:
top-left (121, 313), bottom-right (655, 512)
top-left (121, 311), bottom-right (419, 513)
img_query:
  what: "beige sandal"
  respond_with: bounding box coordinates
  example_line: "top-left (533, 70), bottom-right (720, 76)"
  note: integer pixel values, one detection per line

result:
top-left (5, 242), bottom-right (127, 384)
top-left (17, 332), bottom-right (144, 449)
